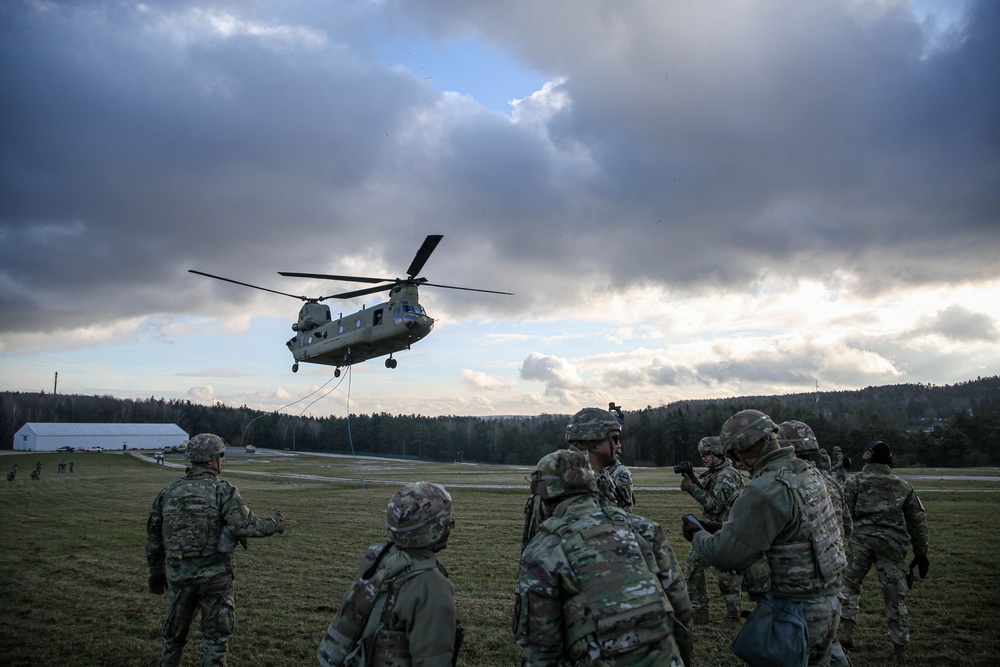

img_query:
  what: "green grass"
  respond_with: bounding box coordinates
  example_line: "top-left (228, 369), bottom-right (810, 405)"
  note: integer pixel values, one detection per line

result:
top-left (1, 452), bottom-right (998, 666)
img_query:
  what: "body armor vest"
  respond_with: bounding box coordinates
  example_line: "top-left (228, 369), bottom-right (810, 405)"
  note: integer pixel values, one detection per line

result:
top-left (763, 466), bottom-right (846, 595)
top-left (543, 508), bottom-right (672, 658)
top-left (161, 476), bottom-right (223, 558)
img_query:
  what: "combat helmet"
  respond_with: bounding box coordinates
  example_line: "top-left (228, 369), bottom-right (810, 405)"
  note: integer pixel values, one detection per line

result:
top-left (386, 482), bottom-right (453, 550)
top-left (721, 409), bottom-right (778, 454)
top-left (530, 449), bottom-right (598, 500)
top-left (186, 434), bottom-right (227, 463)
top-left (777, 420), bottom-right (819, 454)
top-left (565, 407), bottom-right (621, 447)
top-left (697, 436), bottom-right (724, 457)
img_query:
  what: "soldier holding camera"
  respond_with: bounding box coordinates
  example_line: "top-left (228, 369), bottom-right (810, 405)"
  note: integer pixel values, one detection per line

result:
top-left (679, 436), bottom-right (745, 625)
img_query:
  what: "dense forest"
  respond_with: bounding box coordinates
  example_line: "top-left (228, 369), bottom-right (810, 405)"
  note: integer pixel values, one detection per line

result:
top-left (3, 376), bottom-right (1000, 468)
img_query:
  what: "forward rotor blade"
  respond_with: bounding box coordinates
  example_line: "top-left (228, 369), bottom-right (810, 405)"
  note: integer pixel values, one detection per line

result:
top-left (421, 282), bottom-right (514, 295)
top-left (189, 270), bottom-right (311, 301)
top-left (277, 271), bottom-right (393, 284)
top-left (406, 234), bottom-right (443, 278)
top-left (324, 283), bottom-right (396, 300)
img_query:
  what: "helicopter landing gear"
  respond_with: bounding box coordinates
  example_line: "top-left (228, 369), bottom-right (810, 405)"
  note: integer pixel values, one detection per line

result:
top-left (334, 368), bottom-right (342, 378)
top-left (292, 362), bottom-right (299, 373)
top-left (385, 356), bottom-right (398, 369)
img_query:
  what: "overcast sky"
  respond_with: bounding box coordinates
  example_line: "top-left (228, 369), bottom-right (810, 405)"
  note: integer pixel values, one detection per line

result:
top-left (1, 0), bottom-right (997, 419)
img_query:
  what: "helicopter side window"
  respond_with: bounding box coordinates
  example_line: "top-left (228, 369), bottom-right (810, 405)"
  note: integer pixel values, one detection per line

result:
top-left (355, 319), bottom-right (362, 328)
top-left (339, 323), bottom-right (345, 334)
top-left (374, 309), bottom-right (383, 326)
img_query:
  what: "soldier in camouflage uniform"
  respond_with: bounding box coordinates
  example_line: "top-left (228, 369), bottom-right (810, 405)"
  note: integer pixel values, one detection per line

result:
top-left (318, 482), bottom-right (459, 667)
top-left (681, 435), bottom-right (744, 625)
top-left (521, 408), bottom-right (627, 551)
top-left (832, 446), bottom-right (847, 483)
top-left (605, 460), bottom-right (634, 513)
top-left (146, 434), bottom-right (287, 667)
top-left (839, 441), bottom-right (929, 666)
top-left (515, 449), bottom-right (693, 666)
top-left (779, 420), bottom-right (853, 667)
top-left (684, 410), bottom-right (846, 667)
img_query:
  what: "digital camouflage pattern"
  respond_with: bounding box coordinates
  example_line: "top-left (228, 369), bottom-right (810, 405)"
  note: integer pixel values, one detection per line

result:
top-left (683, 457), bottom-right (745, 619)
top-left (606, 461), bottom-right (634, 512)
top-left (147, 453), bottom-right (284, 667)
top-left (841, 462), bottom-right (929, 647)
top-left (692, 445), bottom-right (844, 666)
top-left (185, 433), bottom-right (225, 462)
top-left (778, 421), bottom-right (819, 454)
top-left (318, 542), bottom-right (457, 667)
top-left (386, 482), bottom-right (453, 550)
top-left (530, 450), bottom-right (597, 500)
top-left (697, 436), bottom-right (724, 457)
top-left (515, 492), bottom-right (692, 666)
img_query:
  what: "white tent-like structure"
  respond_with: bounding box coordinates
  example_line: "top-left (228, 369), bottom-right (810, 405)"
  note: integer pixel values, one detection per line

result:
top-left (13, 423), bottom-right (188, 451)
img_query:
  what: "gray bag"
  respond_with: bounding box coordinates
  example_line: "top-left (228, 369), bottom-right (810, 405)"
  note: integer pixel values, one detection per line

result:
top-left (731, 593), bottom-right (808, 667)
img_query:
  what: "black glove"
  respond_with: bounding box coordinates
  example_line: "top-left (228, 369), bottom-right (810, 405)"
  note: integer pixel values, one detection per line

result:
top-left (682, 516), bottom-right (704, 542)
top-left (910, 554), bottom-right (929, 578)
top-left (148, 574), bottom-right (167, 595)
top-left (702, 520), bottom-right (723, 534)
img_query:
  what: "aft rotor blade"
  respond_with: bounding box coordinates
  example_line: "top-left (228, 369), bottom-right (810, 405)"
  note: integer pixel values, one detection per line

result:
top-left (189, 270), bottom-right (311, 301)
top-left (277, 271), bottom-right (393, 284)
top-left (422, 282), bottom-right (514, 295)
top-left (406, 234), bottom-right (443, 278)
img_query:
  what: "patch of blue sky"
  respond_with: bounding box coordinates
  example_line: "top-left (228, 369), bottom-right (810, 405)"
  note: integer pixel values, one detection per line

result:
top-left (372, 32), bottom-right (548, 113)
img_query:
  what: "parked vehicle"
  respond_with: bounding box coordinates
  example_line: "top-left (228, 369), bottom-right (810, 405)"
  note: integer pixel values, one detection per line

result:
top-left (85, 446), bottom-right (103, 452)
top-left (56, 446), bottom-right (75, 453)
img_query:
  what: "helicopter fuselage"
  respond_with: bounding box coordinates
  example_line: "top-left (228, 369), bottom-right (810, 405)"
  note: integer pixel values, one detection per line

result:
top-left (286, 284), bottom-right (434, 370)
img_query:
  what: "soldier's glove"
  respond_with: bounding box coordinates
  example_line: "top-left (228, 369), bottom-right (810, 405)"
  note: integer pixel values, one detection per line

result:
top-left (680, 475), bottom-right (694, 494)
top-left (272, 511), bottom-right (287, 534)
top-left (148, 574), bottom-right (167, 595)
top-left (681, 515), bottom-right (704, 542)
top-left (677, 632), bottom-right (693, 667)
top-left (702, 520), bottom-right (723, 534)
top-left (910, 554), bottom-right (929, 578)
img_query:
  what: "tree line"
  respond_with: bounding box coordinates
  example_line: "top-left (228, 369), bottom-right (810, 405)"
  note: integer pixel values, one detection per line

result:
top-left (3, 376), bottom-right (999, 468)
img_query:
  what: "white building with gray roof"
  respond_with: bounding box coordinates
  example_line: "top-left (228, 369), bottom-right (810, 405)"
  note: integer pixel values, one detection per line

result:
top-left (13, 423), bottom-right (188, 451)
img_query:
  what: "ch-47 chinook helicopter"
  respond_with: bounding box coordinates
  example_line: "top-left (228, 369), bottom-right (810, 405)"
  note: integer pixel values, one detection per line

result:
top-left (189, 235), bottom-right (512, 376)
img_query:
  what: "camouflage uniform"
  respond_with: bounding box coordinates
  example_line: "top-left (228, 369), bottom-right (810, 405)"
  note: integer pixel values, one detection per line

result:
top-left (606, 461), bottom-right (634, 513)
top-left (515, 450), bottom-right (693, 667)
top-left (691, 411), bottom-right (845, 667)
top-left (146, 434), bottom-right (284, 667)
top-left (682, 442), bottom-right (744, 622)
top-left (319, 482), bottom-right (458, 667)
top-left (841, 450), bottom-right (928, 652)
top-left (832, 447), bottom-right (847, 483)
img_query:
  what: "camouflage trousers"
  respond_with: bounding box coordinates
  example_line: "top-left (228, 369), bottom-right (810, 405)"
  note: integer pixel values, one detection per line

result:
top-left (841, 540), bottom-right (909, 646)
top-left (160, 574), bottom-right (236, 667)
top-left (685, 548), bottom-right (742, 618)
top-left (799, 594), bottom-right (841, 667)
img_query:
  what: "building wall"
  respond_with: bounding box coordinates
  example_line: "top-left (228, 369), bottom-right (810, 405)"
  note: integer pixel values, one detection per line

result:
top-left (13, 425), bottom-right (187, 451)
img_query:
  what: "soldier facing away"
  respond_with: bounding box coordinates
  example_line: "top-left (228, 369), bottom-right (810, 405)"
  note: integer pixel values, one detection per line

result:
top-left (146, 433), bottom-right (286, 667)
top-left (318, 481), bottom-right (459, 667)
top-left (839, 440), bottom-right (929, 666)
top-left (680, 435), bottom-right (745, 625)
top-left (684, 410), bottom-right (846, 667)
top-left (515, 449), bottom-right (693, 666)
top-left (521, 407), bottom-right (628, 551)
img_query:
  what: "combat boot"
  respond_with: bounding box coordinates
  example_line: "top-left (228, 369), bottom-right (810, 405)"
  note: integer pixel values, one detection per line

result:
top-left (838, 618), bottom-right (855, 650)
top-left (693, 608), bottom-right (710, 626)
top-left (892, 642), bottom-right (907, 665)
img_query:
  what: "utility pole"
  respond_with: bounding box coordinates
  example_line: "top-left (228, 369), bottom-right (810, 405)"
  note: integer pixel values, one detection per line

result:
top-left (54, 372), bottom-right (58, 395)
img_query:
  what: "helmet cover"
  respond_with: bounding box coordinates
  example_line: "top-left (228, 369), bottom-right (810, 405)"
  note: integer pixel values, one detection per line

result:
top-left (721, 410), bottom-right (778, 453)
top-left (530, 449), bottom-right (597, 500)
top-left (185, 434), bottom-right (227, 463)
top-left (697, 436), bottom-right (724, 457)
top-left (863, 441), bottom-right (893, 466)
top-left (565, 407), bottom-right (621, 448)
top-left (777, 420), bottom-right (819, 453)
top-left (386, 482), bottom-right (453, 549)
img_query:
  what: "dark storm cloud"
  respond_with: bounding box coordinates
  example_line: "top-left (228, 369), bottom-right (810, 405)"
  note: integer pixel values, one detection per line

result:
top-left (2, 0), bottom-right (998, 342)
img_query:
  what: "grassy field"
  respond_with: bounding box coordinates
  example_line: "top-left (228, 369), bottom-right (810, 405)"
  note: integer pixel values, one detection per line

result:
top-left (1, 450), bottom-right (998, 666)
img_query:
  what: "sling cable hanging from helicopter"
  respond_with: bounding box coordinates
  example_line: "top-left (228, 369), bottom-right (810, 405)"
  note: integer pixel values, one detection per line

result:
top-left (239, 372), bottom-right (344, 450)
top-left (292, 368), bottom-right (361, 488)
top-left (344, 366), bottom-right (366, 488)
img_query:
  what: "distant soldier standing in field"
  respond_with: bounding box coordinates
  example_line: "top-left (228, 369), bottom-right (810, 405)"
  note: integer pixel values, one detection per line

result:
top-left (839, 440), bottom-right (929, 666)
top-left (680, 435), bottom-right (745, 625)
top-left (318, 482), bottom-right (460, 667)
top-left (515, 449), bottom-right (693, 666)
top-left (832, 446), bottom-right (849, 483)
top-left (521, 407), bottom-right (628, 551)
top-left (7, 464), bottom-right (16, 481)
top-left (146, 433), bottom-right (286, 667)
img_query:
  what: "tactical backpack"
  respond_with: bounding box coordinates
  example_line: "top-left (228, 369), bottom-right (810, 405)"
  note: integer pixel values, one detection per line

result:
top-left (317, 543), bottom-right (447, 667)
